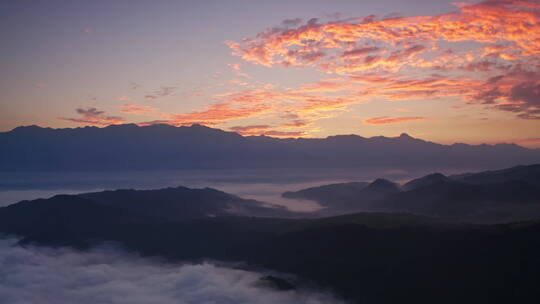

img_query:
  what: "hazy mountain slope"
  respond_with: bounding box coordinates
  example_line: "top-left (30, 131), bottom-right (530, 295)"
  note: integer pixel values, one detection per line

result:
top-left (282, 164), bottom-right (540, 222)
top-left (376, 179), bottom-right (540, 222)
top-left (0, 186), bottom-right (291, 230)
top-left (282, 182), bottom-right (370, 205)
top-left (402, 172), bottom-right (450, 190)
top-left (1, 124), bottom-right (539, 170)
top-left (283, 179), bottom-right (400, 213)
top-left (450, 164), bottom-right (540, 186)
top-left (79, 186), bottom-right (291, 219)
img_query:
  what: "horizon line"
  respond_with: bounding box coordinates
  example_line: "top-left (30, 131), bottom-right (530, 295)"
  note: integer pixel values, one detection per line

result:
top-left (3, 123), bottom-right (536, 150)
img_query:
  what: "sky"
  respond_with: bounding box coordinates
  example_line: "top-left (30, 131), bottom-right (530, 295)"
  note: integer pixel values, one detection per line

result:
top-left (1, 0), bottom-right (539, 147)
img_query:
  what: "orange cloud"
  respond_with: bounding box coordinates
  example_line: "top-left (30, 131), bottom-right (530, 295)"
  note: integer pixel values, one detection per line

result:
top-left (293, 79), bottom-right (354, 93)
top-left (282, 119), bottom-right (310, 128)
top-left (234, 0), bottom-right (540, 66)
top-left (263, 130), bottom-right (306, 137)
top-left (143, 66), bottom-right (538, 132)
top-left (134, 82), bottom-right (362, 134)
top-left (341, 47), bottom-right (382, 59)
top-left (149, 103), bottom-right (272, 126)
top-left (392, 108), bottom-right (411, 113)
top-left (512, 137), bottom-right (540, 145)
top-left (509, 137), bottom-right (540, 144)
top-left (228, 63), bottom-right (241, 71)
top-left (364, 116), bottom-right (428, 124)
top-left (214, 87), bottom-right (360, 117)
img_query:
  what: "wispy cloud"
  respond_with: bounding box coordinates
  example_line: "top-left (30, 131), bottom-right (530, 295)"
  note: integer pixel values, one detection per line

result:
top-left (140, 103), bottom-right (272, 127)
top-left (145, 86), bottom-right (177, 100)
top-left (120, 104), bottom-right (156, 115)
top-left (58, 108), bottom-right (125, 126)
top-left (292, 79), bottom-right (353, 93)
top-left (228, 62), bottom-right (251, 78)
top-left (228, 63), bottom-right (241, 71)
top-left (229, 124), bottom-right (306, 137)
top-left (364, 116), bottom-right (428, 125)
top-left (230, 124), bottom-right (270, 132)
top-left (130, 82), bottom-right (141, 90)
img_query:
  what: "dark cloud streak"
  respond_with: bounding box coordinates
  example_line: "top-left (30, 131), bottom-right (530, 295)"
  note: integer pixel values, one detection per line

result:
top-left (58, 107), bottom-right (125, 126)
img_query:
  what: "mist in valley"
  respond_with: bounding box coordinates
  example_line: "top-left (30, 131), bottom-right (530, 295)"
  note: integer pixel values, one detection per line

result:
top-left (0, 166), bottom-right (474, 208)
top-left (0, 237), bottom-right (343, 304)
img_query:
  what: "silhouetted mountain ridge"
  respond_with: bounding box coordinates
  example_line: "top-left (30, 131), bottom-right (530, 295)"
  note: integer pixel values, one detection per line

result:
top-left (1, 124), bottom-right (539, 170)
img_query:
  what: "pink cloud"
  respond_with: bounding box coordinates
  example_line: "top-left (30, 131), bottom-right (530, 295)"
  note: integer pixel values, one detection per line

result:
top-left (364, 116), bottom-right (428, 124)
top-left (120, 104), bottom-right (156, 115)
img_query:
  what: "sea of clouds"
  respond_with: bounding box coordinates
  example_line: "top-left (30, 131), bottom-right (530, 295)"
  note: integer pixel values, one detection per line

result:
top-left (0, 237), bottom-right (344, 304)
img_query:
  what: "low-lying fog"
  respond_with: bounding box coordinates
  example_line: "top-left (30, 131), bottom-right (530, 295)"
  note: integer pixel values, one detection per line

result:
top-left (0, 237), bottom-right (343, 304)
top-left (0, 167), bottom-right (475, 209)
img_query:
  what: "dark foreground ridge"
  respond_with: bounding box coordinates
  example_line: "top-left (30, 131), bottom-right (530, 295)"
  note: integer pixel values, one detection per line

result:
top-left (2, 164), bottom-right (540, 303)
top-left (1, 124), bottom-right (539, 170)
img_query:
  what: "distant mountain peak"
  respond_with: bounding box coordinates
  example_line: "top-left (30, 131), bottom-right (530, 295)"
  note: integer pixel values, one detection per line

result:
top-left (371, 178), bottom-right (394, 185)
top-left (105, 123), bottom-right (139, 129)
top-left (399, 132), bottom-right (412, 139)
top-left (11, 125), bottom-right (44, 132)
top-left (367, 178), bottom-right (400, 192)
top-left (189, 123), bottom-right (210, 129)
top-left (13, 124), bottom-right (41, 130)
top-left (326, 134), bottom-right (365, 140)
top-left (428, 172), bottom-right (446, 178)
top-left (344, 178), bottom-right (402, 200)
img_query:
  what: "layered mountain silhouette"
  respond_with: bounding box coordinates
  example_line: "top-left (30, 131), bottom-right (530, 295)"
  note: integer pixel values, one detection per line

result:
top-left (283, 164), bottom-right (540, 223)
top-left (282, 179), bottom-right (400, 210)
top-left (1, 181), bottom-right (540, 303)
top-left (1, 124), bottom-right (539, 170)
top-left (0, 186), bottom-right (291, 230)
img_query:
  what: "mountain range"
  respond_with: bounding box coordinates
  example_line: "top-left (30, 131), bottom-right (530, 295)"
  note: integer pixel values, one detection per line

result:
top-left (1, 124), bottom-right (539, 171)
